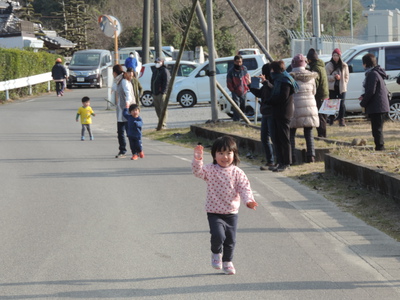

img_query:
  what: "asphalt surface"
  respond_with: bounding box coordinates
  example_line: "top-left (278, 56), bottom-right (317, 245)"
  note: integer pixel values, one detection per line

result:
top-left (1, 88), bottom-right (400, 299)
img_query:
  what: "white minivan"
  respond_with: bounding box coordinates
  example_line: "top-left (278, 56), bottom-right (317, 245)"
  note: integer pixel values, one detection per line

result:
top-left (170, 54), bottom-right (267, 107)
top-left (340, 42), bottom-right (400, 120)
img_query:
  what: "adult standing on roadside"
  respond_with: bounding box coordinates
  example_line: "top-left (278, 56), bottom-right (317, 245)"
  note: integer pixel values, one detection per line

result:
top-left (227, 55), bottom-right (251, 121)
top-left (125, 52), bottom-right (138, 76)
top-left (249, 63), bottom-right (275, 170)
top-left (267, 60), bottom-right (298, 172)
top-left (126, 67), bottom-right (143, 107)
top-left (151, 57), bottom-right (170, 129)
top-left (307, 48), bottom-right (329, 137)
top-left (51, 58), bottom-right (67, 97)
top-left (112, 64), bottom-right (136, 158)
top-left (289, 54), bottom-right (319, 163)
top-left (325, 48), bottom-right (349, 127)
top-left (359, 53), bottom-right (390, 151)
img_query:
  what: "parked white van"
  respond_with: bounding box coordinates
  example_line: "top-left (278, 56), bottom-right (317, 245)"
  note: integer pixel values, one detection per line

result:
top-left (340, 42), bottom-right (400, 120)
top-left (170, 54), bottom-right (267, 107)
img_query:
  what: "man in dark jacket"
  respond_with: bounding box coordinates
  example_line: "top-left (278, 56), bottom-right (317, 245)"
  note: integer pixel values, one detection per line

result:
top-left (359, 53), bottom-right (390, 151)
top-left (151, 58), bottom-right (170, 128)
top-left (250, 63), bottom-right (275, 170)
top-left (51, 58), bottom-right (67, 97)
top-left (307, 48), bottom-right (329, 137)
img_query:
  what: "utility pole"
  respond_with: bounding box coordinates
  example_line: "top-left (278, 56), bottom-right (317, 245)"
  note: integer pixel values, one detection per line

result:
top-left (350, 0), bottom-right (354, 42)
top-left (226, 0), bottom-right (274, 62)
top-left (265, 0), bottom-right (269, 52)
top-left (206, 0), bottom-right (218, 122)
top-left (312, 0), bottom-right (322, 54)
top-left (142, 0), bottom-right (150, 64)
top-left (153, 0), bottom-right (162, 59)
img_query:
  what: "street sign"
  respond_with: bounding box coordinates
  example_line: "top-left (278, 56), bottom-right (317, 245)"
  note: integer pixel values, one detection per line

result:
top-left (98, 15), bottom-right (122, 38)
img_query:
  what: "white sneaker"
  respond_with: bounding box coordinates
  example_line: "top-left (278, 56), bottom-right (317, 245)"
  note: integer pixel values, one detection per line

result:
top-left (223, 261), bottom-right (236, 275)
top-left (211, 253), bottom-right (222, 270)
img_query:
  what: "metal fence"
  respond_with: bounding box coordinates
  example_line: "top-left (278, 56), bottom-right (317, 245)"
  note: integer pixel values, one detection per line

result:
top-left (0, 72), bottom-right (52, 100)
top-left (287, 30), bottom-right (368, 57)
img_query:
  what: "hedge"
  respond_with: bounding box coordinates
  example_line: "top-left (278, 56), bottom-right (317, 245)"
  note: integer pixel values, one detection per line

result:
top-left (0, 48), bottom-right (60, 101)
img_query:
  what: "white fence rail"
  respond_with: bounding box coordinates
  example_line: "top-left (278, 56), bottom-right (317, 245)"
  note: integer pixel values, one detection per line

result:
top-left (0, 72), bottom-right (53, 100)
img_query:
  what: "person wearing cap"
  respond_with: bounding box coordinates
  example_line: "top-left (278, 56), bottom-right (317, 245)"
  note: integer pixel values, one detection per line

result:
top-left (125, 52), bottom-right (138, 76)
top-left (289, 54), bottom-right (319, 163)
top-left (51, 58), bottom-right (67, 97)
top-left (306, 48), bottom-right (329, 137)
top-left (325, 48), bottom-right (349, 126)
top-left (151, 58), bottom-right (170, 128)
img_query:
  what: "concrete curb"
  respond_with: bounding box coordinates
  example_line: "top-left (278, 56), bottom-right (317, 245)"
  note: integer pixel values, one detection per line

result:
top-left (191, 124), bottom-right (400, 204)
top-left (325, 154), bottom-right (400, 204)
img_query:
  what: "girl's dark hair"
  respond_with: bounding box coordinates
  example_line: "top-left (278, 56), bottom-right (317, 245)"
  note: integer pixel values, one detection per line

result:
top-left (113, 64), bottom-right (124, 75)
top-left (270, 60), bottom-right (285, 73)
top-left (362, 53), bottom-right (377, 68)
top-left (211, 135), bottom-right (240, 166)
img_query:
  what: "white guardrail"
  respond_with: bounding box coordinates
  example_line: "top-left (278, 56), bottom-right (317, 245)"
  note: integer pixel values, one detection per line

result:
top-left (0, 72), bottom-right (53, 100)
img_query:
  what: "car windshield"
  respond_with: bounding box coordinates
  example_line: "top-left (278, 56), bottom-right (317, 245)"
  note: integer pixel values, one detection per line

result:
top-left (70, 53), bottom-right (100, 66)
top-left (341, 49), bottom-right (355, 62)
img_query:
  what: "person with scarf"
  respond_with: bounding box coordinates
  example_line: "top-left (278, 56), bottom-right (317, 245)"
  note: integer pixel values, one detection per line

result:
top-left (325, 48), bottom-right (349, 126)
top-left (359, 53), bottom-right (390, 151)
top-left (266, 60), bottom-right (299, 172)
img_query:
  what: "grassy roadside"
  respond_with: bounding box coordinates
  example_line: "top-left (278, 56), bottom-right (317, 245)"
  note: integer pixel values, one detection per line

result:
top-left (143, 122), bottom-right (400, 241)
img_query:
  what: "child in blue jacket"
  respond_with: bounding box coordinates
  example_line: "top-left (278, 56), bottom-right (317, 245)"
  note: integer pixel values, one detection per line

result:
top-left (123, 104), bottom-right (144, 160)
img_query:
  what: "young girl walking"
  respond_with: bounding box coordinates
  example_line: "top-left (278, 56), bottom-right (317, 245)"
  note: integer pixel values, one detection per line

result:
top-left (192, 136), bottom-right (258, 275)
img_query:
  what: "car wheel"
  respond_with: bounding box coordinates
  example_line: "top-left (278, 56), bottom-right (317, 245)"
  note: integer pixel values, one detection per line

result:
top-left (140, 91), bottom-right (154, 107)
top-left (67, 84), bottom-right (72, 89)
top-left (97, 76), bottom-right (103, 89)
top-left (178, 91), bottom-right (196, 107)
top-left (388, 99), bottom-right (400, 122)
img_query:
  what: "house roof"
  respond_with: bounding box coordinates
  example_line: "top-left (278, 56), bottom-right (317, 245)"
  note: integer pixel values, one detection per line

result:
top-left (38, 31), bottom-right (76, 49)
top-left (0, 4), bottom-right (75, 50)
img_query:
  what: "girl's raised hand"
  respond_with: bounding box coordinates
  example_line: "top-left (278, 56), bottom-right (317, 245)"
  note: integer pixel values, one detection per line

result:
top-left (246, 201), bottom-right (258, 210)
top-left (194, 144), bottom-right (203, 160)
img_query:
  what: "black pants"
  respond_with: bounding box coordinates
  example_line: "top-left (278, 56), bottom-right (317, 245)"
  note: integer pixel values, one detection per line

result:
top-left (55, 81), bottom-right (64, 95)
top-left (117, 121), bottom-right (127, 154)
top-left (316, 98), bottom-right (327, 137)
top-left (290, 127), bottom-right (315, 158)
top-left (274, 117), bottom-right (291, 166)
top-left (369, 113), bottom-right (386, 150)
top-left (207, 213), bottom-right (238, 262)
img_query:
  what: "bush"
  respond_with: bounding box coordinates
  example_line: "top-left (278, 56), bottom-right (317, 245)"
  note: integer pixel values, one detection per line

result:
top-left (0, 48), bottom-right (59, 101)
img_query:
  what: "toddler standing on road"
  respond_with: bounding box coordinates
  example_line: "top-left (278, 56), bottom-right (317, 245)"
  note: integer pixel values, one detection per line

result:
top-left (192, 135), bottom-right (258, 275)
top-left (76, 96), bottom-right (95, 141)
top-left (123, 103), bottom-right (144, 160)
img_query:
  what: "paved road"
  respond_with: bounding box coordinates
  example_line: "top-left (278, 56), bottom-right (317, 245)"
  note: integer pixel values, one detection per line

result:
top-left (1, 88), bottom-right (400, 299)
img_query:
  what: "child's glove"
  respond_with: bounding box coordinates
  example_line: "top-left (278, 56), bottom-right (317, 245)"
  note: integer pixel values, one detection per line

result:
top-left (194, 144), bottom-right (203, 160)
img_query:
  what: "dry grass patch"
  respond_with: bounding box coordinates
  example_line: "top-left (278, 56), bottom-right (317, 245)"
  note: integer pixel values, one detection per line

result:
top-left (143, 121), bottom-right (400, 241)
